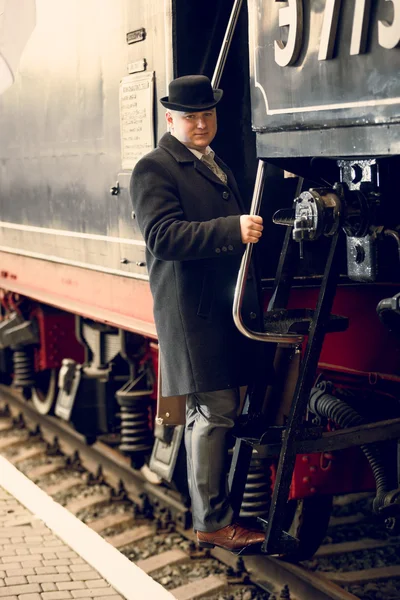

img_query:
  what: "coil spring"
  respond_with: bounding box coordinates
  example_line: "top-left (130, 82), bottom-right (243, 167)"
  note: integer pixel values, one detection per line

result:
top-left (12, 348), bottom-right (35, 387)
top-left (118, 405), bottom-right (153, 454)
top-left (116, 386), bottom-right (154, 463)
top-left (240, 457), bottom-right (272, 519)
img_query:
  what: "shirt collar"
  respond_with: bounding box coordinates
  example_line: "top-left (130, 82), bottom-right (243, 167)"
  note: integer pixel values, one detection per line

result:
top-left (187, 146), bottom-right (214, 160)
top-left (169, 133), bottom-right (214, 160)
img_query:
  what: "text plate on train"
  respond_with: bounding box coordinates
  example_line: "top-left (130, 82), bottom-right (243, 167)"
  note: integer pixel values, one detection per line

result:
top-left (248, 0), bottom-right (400, 131)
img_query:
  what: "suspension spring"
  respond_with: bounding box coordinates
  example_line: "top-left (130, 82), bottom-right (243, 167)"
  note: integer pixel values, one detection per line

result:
top-left (240, 457), bottom-right (272, 519)
top-left (116, 387), bottom-right (154, 465)
top-left (118, 405), bottom-right (153, 453)
top-left (12, 347), bottom-right (35, 387)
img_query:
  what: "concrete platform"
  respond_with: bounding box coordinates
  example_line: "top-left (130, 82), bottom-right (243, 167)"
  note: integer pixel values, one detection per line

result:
top-left (0, 456), bottom-right (174, 600)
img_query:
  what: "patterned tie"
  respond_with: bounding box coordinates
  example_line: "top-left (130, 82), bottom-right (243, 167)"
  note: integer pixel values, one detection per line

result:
top-left (201, 152), bottom-right (228, 185)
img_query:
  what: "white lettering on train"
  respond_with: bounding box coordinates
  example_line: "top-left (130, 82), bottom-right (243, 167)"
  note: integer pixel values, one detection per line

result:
top-left (274, 0), bottom-right (400, 66)
top-left (274, 0), bottom-right (303, 67)
top-left (350, 0), bottom-right (371, 55)
top-left (318, 0), bottom-right (342, 60)
top-left (378, 0), bottom-right (400, 49)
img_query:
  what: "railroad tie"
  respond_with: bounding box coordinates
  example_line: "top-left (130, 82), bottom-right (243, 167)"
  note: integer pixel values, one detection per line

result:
top-left (65, 493), bottom-right (110, 515)
top-left (10, 445), bottom-right (46, 465)
top-left (326, 565), bottom-right (400, 585)
top-left (0, 434), bottom-right (29, 450)
top-left (87, 511), bottom-right (134, 533)
top-left (136, 549), bottom-right (188, 574)
top-left (104, 524), bottom-right (154, 548)
top-left (26, 461), bottom-right (65, 481)
top-left (0, 419), bottom-right (12, 432)
top-left (316, 537), bottom-right (395, 557)
top-left (170, 574), bottom-right (227, 600)
top-left (42, 476), bottom-right (85, 496)
top-left (328, 512), bottom-right (365, 527)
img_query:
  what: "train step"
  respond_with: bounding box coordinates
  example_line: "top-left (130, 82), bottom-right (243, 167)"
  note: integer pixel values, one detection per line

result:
top-left (264, 308), bottom-right (348, 335)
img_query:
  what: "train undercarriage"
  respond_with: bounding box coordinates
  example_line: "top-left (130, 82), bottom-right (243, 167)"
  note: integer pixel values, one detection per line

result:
top-left (1, 0), bottom-right (400, 561)
top-left (1, 156), bottom-right (400, 561)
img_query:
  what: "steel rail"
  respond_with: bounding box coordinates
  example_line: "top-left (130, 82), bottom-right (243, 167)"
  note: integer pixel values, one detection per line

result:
top-left (0, 385), bottom-right (365, 600)
top-left (242, 554), bottom-right (361, 600)
top-left (0, 384), bottom-right (187, 516)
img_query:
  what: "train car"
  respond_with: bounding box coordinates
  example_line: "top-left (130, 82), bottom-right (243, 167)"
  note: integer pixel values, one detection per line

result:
top-left (0, 0), bottom-right (400, 559)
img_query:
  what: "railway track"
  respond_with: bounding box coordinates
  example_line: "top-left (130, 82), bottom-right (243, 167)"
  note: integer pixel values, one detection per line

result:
top-left (1, 384), bottom-right (399, 600)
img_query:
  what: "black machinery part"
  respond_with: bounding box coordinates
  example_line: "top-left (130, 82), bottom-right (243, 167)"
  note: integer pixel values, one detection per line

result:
top-left (31, 368), bottom-right (58, 415)
top-left (282, 495), bottom-right (333, 563)
top-left (239, 457), bottom-right (271, 520)
top-left (115, 370), bottom-right (154, 469)
top-left (377, 292), bottom-right (400, 337)
top-left (309, 379), bottom-right (390, 514)
top-left (273, 180), bottom-right (379, 256)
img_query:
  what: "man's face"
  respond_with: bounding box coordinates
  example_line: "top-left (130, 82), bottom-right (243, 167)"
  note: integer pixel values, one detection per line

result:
top-left (166, 109), bottom-right (217, 153)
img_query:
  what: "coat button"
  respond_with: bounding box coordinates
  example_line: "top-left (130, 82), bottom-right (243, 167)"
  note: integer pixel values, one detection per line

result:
top-left (215, 248), bottom-right (221, 253)
top-left (250, 312), bottom-right (257, 319)
top-left (222, 246), bottom-right (227, 252)
top-left (228, 245), bottom-right (233, 251)
top-left (222, 191), bottom-right (230, 200)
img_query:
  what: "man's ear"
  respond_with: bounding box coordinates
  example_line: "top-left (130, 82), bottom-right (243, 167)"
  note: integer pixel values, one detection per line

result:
top-left (165, 111), bottom-right (173, 128)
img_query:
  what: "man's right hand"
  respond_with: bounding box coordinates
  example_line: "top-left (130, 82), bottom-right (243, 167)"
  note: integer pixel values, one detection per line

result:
top-left (240, 215), bottom-right (263, 244)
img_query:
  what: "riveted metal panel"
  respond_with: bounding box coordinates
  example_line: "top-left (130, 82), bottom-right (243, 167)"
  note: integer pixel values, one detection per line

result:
top-left (0, 0), bottom-right (173, 278)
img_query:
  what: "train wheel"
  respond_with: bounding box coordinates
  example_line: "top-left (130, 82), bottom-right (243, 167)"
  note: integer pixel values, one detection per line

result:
top-left (281, 495), bottom-right (333, 562)
top-left (31, 368), bottom-right (58, 415)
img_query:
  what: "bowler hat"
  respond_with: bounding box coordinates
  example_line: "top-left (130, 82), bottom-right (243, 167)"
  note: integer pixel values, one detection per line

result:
top-left (160, 75), bottom-right (223, 112)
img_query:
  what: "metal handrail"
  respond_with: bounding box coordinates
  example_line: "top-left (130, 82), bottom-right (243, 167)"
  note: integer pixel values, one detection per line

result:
top-left (232, 160), bottom-right (304, 345)
top-left (210, 4), bottom-right (303, 344)
top-left (211, 0), bottom-right (244, 89)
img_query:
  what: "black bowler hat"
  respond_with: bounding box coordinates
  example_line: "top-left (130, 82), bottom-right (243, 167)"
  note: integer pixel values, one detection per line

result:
top-left (160, 75), bottom-right (223, 112)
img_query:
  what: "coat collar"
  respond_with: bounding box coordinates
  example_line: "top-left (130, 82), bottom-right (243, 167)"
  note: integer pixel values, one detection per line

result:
top-left (158, 132), bottom-right (244, 209)
top-left (158, 132), bottom-right (197, 163)
top-left (159, 132), bottom-right (230, 182)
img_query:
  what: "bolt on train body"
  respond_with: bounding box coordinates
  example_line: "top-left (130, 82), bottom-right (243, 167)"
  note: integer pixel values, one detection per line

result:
top-left (0, 0), bottom-right (399, 558)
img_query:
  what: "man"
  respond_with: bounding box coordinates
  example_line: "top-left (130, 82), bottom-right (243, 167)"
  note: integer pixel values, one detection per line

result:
top-left (130, 75), bottom-right (265, 553)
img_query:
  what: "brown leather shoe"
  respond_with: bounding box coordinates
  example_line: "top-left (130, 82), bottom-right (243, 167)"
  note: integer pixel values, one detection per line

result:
top-left (197, 522), bottom-right (265, 555)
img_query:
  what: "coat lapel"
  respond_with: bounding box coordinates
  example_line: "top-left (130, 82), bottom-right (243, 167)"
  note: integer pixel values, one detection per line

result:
top-left (193, 159), bottom-right (226, 186)
top-left (215, 156), bottom-right (245, 212)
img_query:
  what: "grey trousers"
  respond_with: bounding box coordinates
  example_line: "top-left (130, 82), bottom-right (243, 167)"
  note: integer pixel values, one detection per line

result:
top-left (185, 387), bottom-right (240, 532)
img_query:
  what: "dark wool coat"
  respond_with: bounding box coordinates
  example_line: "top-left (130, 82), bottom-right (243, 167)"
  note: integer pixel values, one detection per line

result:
top-left (130, 132), bottom-right (260, 397)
